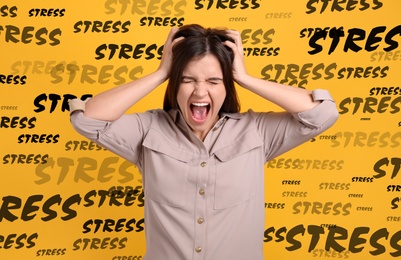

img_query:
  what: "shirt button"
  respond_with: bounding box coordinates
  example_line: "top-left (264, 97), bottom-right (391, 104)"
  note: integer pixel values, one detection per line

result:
top-left (200, 161), bottom-right (207, 167)
top-left (197, 217), bottom-right (204, 224)
top-left (199, 188), bottom-right (205, 195)
top-left (195, 246), bottom-right (202, 253)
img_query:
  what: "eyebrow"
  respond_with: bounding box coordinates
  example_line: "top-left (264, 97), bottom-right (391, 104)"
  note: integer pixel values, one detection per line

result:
top-left (181, 76), bottom-right (223, 81)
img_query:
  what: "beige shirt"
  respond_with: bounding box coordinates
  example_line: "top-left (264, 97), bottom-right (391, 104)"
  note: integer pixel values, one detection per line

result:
top-left (69, 89), bottom-right (338, 260)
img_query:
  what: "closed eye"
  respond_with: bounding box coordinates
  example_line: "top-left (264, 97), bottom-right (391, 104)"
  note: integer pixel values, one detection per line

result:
top-left (181, 76), bottom-right (195, 84)
top-left (206, 79), bottom-right (223, 85)
top-left (180, 76), bottom-right (223, 85)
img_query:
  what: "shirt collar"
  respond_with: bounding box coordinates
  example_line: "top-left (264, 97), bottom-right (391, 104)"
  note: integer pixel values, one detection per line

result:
top-left (220, 111), bottom-right (243, 120)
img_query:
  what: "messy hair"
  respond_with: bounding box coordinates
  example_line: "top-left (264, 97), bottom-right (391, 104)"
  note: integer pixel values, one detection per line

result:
top-left (163, 24), bottom-right (240, 113)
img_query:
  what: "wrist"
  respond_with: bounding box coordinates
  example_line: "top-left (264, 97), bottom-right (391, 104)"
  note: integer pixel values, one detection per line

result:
top-left (154, 68), bottom-right (170, 83)
top-left (235, 73), bottom-right (253, 89)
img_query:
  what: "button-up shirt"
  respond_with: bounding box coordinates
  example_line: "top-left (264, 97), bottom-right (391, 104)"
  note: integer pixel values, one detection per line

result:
top-left (69, 89), bottom-right (338, 260)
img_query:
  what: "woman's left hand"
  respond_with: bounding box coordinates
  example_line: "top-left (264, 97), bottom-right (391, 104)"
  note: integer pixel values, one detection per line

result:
top-left (224, 30), bottom-right (248, 86)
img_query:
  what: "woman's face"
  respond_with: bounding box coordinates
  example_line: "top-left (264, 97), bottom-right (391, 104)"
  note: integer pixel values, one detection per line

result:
top-left (177, 54), bottom-right (227, 141)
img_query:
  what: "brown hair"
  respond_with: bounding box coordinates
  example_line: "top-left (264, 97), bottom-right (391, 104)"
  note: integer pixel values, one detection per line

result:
top-left (163, 24), bottom-right (240, 113)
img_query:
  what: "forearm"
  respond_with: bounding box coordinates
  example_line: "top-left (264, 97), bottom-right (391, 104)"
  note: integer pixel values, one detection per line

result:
top-left (237, 74), bottom-right (320, 113)
top-left (84, 69), bottom-right (167, 121)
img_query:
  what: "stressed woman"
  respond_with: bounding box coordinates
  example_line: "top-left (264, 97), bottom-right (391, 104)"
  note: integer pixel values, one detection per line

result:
top-left (69, 24), bottom-right (339, 260)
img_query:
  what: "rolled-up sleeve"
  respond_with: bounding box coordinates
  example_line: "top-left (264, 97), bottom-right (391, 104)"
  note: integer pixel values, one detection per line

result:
top-left (69, 99), bottom-right (151, 166)
top-left (69, 99), bottom-right (106, 141)
top-left (292, 89), bottom-right (339, 129)
top-left (252, 89), bottom-right (339, 162)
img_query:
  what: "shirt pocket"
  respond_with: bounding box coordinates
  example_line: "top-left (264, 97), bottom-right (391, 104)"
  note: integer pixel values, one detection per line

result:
top-left (142, 129), bottom-right (193, 208)
top-left (213, 130), bottom-right (264, 209)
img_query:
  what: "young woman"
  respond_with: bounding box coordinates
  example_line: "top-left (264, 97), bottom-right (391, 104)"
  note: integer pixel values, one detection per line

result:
top-left (69, 24), bottom-right (339, 260)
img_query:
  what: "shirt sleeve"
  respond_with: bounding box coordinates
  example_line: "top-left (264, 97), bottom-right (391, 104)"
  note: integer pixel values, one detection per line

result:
top-left (69, 98), bottom-right (153, 167)
top-left (251, 89), bottom-right (339, 162)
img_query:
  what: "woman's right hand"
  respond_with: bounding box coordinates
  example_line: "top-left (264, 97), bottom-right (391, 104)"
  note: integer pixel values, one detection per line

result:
top-left (82, 27), bottom-right (185, 121)
top-left (157, 27), bottom-right (184, 81)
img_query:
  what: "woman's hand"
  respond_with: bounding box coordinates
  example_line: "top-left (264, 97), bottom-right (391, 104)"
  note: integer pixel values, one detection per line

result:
top-left (224, 30), bottom-right (249, 86)
top-left (82, 27), bottom-right (184, 121)
top-left (224, 29), bottom-right (320, 113)
top-left (157, 27), bottom-right (184, 81)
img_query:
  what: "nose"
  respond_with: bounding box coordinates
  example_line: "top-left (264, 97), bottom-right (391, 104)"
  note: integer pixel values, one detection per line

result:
top-left (193, 81), bottom-right (208, 97)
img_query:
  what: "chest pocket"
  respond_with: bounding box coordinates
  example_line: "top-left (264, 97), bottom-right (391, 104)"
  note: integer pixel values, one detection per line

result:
top-left (213, 130), bottom-right (264, 209)
top-left (142, 129), bottom-right (192, 208)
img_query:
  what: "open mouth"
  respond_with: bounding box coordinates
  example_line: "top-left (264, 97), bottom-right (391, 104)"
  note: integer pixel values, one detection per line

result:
top-left (190, 102), bottom-right (210, 122)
